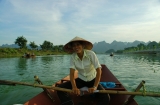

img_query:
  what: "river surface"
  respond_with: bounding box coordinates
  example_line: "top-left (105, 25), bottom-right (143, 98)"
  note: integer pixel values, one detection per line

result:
top-left (0, 54), bottom-right (160, 105)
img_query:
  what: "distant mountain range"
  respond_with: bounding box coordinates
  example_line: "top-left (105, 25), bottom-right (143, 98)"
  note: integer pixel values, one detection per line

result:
top-left (92, 40), bottom-right (150, 53)
top-left (0, 40), bottom-right (150, 53)
top-left (0, 44), bottom-right (41, 49)
top-left (0, 44), bottom-right (20, 48)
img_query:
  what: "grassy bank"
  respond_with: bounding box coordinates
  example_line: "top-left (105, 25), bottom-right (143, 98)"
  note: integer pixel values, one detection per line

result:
top-left (0, 48), bottom-right (67, 58)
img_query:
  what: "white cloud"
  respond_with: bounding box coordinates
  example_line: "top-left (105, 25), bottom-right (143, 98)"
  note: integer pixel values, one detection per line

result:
top-left (0, 0), bottom-right (160, 45)
top-left (9, 0), bottom-right (63, 22)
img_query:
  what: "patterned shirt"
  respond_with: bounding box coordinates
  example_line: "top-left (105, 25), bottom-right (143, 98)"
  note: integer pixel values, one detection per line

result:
top-left (70, 49), bottom-right (101, 81)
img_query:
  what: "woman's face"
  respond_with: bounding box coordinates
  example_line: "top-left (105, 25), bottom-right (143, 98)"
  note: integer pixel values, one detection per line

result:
top-left (72, 42), bottom-right (84, 54)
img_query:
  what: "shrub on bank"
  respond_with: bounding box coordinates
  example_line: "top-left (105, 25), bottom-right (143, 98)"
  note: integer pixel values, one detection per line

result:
top-left (0, 48), bottom-right (67, 58)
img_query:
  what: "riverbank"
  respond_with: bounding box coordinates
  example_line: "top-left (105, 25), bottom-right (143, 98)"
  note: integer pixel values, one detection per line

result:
top-left (124, 49), bottom-right (160, 55)
top-left (0, 48), bottom-right (67, 58)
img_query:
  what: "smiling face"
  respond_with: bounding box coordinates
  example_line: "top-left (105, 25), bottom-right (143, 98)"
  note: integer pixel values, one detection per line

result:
top-left (71, 41), bottom-right (84, 54)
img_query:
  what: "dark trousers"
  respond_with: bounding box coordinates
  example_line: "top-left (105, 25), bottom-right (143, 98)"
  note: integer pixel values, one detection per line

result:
top-left (56, 78), bottom-right (110, 105)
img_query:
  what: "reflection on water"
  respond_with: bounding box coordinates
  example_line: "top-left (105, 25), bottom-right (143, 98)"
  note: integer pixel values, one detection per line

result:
top-left (0, 54), bottom-right (160, 105)
top-left (98, 54), bottom-right (160, 105)
top-left (17, 58), bottom-right (27, 70)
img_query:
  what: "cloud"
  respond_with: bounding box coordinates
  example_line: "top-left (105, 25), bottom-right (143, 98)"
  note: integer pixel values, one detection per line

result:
top-left (0, 0), bottom-right (160, 45)
top-left (9, 0), bottom-right (63, 22)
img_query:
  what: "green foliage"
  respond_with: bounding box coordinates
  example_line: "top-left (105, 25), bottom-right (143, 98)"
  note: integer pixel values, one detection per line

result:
top-left (0, 36), bottom-right (68, 57)
top-left (123, 41), bottom-right (160, 53)
top-left (105, 49), bottom-right (115, 53)
top-left (137, 43), bottom-right (146, 50)
top-left (147, 41), bottom-right (158, 49)
top-left (115, 50), bottom-right (123, 53)
top-left (58, 45), bottom-right (64, 51)
top-left (40, 40), bottom-right (53, 50)
top-left (15, 36), bottom-right (27, 49)
top-left (123, 46), bottom-right (137, 52)
top-left (53, 45), bottom-right (64, 52)
top-left (8, 48), bottom-right (18, 53)
top-left (0, 48), bottom-right (18, 54)
top-left (29, 41), bottom-right (38, 49)
top-left (0, 48), bottom-right (67, 58)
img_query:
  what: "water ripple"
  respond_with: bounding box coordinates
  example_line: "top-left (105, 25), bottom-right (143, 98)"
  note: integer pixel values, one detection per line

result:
top-left (0, 54), bottom-right (160, 105)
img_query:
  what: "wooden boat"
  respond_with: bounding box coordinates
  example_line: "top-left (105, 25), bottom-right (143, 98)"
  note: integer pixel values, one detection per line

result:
top-left (22, 54), bottom-right (36, 58)
top-left (24, 64), bottom-right (138, 105)
top-left (110, 52), bottom-right (114, 56)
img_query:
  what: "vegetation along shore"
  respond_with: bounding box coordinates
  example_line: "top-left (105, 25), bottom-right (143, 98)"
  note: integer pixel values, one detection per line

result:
top-left (0, 36), bottom-right (67, 58)
top-left (0, 36), bottom-right (160, 58)
top-left (0, 48), bottom-right (67, 58)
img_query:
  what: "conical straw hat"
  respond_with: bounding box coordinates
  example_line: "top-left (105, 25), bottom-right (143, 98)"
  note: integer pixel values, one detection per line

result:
top-left (63, 36), bottom-right (93, 54)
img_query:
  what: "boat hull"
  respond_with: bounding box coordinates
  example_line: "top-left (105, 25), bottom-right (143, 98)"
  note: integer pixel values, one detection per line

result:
top-left (24, 64), bottom-right (138, 105)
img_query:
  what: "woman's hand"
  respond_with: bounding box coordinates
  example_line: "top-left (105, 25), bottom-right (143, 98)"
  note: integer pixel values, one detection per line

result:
top-left (88, 87), bottom-right (97, 93)
top-left (72, 87), bottom-right (80, 95)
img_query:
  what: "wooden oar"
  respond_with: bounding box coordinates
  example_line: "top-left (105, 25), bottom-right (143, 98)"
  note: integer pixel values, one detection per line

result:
top-left (0, 80), bottom-right (72, 92)
top-left (124, 80), bottom-right (145, 105)
top-left (0, 79), bottom-right (160, 97)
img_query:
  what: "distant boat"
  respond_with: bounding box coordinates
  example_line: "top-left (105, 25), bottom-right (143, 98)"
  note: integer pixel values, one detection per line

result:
top-left (22, 53), bottom-right (35, 58)
top-left (110, 52), bottom-right (114, 56)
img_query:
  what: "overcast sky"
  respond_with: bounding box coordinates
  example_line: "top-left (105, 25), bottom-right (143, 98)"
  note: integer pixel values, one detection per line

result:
top-left (0, 0), bottom-right (160, 46)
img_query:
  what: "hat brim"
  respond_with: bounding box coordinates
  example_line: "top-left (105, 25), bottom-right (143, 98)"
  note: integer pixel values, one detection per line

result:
top-left (63, 37), bottom-right (93, 54)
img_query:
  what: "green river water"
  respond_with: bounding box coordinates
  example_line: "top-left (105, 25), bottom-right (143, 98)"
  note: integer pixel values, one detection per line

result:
top-left (0, 54), bottom-right (160, 105)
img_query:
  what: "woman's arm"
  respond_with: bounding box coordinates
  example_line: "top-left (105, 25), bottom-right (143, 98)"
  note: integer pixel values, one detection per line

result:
top-left (70, 68), bottom-right (80, 95)
top-left (88, 67), bottom-right (102, 93)
top-left (70, 68), bottom-right (77, 88)
top-left (94, 67), bottom-right (102, 88)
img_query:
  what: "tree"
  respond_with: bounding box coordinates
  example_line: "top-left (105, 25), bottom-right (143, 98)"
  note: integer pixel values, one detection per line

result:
top-left (15, 36), bottom-right (27, 49)
top-left (137, 43), bottom-right (146, 50)
top-left (147, 41), bottom-right (158, 50)
top-left (53, 45), bottom-right (64, 52)
top-left (153, 45), bottom-right (156, 50)
top-left (58, 45), bottom-right (64, 51)
top-left (40, 40), bottom-right (53, 50)
top-left (53, 45), bottom-right (59, 52)
top-left (29, 41), bottom-right (38, 50)
top-left (116, 50), bottom-right (123, 53)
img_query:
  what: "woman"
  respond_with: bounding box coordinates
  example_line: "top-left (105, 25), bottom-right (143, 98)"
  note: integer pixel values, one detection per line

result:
top-left (57, 36), bottom-right (110, 105)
